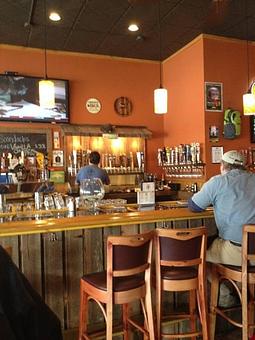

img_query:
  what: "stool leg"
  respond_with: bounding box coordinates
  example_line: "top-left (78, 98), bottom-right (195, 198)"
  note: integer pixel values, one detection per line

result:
top-left (156, 280), bottom-right (161, 339)
top-left (189, 289), bottom-right (196, 340)
top-left (197, 283), bottom-right (209, 340)
top-left (242, 279), bottom-right (248, 340)
top-left (106, 301), bottom-right (113, 340)
top-left (123, 303), bottom-right (129, 340)
top-left (79, 287), bottom-right (89, 340)
top-left (248, 284), bottom-right (255, 338)
top-left (145, 283), bottom-right (155, 340)
top-left (210, 266), bottom-right (220, 340)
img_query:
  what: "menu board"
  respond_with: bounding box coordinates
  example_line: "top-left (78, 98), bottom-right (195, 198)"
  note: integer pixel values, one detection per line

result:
top-left (0, 132), bottom-right (48, 156)
top-left (251, 116), bottom-right (255, 143)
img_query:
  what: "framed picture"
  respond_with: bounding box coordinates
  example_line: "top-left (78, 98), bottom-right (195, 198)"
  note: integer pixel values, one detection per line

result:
top-left (52, 150), bottom-right (64, 167)
top-left (209, 125), bottom-right (219, 142)
top-left (205, 82), bottom-right (223, 112)
top-left (211, 146), bottom-right (223, 164)
top-left (53, 131), bottom-right (61, 149)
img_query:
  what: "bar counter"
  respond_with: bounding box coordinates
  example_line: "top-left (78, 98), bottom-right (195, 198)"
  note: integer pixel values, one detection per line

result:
top-left (0, 203), bottom-right (216, 336)
top-left (0, 204), bottom-right (214, 237)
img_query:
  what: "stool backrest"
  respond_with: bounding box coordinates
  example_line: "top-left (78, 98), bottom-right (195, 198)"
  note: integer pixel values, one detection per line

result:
top-left (106, 230), bottom-right (154, 291)
top-left (242, 225), bottom-right (255, 269)
top-left (155, 227), bottom-right (207, 267)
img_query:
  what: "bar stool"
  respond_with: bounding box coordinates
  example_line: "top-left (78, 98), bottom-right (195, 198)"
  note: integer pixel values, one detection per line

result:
top-left (155, 227), bottom-right (208, 339)
top-left (210, 225), bottom-right (255, 340)
top-left (79, 230), bottom-right (155, 340)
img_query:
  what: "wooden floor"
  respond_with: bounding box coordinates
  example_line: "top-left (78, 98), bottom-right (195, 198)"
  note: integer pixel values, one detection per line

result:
top-left (215, 329), bottom-right (242, 339)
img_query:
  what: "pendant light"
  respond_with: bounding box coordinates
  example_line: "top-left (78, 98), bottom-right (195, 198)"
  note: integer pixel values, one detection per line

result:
top-left (39, 0), bottom-right (55, 109)
top-left (154, 0), bottom-right (167, 114)
top-left (243, 0), bottom-right (255, 115)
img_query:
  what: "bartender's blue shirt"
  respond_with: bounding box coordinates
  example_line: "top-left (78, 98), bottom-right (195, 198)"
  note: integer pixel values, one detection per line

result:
top-left (76, 165), bottom-right (110, 185)
top-left (189, 169), bottom-right (255, 244)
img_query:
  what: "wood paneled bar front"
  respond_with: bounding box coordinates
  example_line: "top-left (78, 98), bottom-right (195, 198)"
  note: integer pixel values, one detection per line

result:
top-left (0, 206), bottom-right (215, 335)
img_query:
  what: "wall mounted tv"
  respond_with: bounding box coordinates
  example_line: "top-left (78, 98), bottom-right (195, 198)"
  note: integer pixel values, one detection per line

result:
top-left (0, 74), bottom-right (69, 123)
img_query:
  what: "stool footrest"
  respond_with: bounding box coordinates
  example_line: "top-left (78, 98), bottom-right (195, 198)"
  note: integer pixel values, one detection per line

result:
top-left (161, 330), bottom-right (202, 338)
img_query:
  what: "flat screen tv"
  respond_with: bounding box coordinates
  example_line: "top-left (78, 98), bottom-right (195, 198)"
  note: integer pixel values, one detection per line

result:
top-left (0, 74), bottom-right (69, 123)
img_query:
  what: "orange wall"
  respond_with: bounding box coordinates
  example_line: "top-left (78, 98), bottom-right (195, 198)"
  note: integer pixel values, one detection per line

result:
top-left (203, 36), bottom-right (255, 178)
top-left (0, 45), bottom-right (164, 174)
top-left (163, 38), bottom-right (205, 152)
top-left (2, 37), bottom-right (255, 180)
top-left (162, 35), bottom-right (255, 180)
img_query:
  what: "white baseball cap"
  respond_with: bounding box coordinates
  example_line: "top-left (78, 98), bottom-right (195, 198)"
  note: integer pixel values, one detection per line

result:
top-left (221, 150), bottom-right (245, 165)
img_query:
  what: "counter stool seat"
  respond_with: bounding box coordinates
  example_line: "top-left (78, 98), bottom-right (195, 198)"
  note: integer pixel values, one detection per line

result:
top-left (218, 264), bottom-right (255, 273)
top-left (81, 271), bottom-right (145, 292)
top-left (79, 231), bottom-right (155, 340)
top-left (210, 224), bottom-right (255, 340)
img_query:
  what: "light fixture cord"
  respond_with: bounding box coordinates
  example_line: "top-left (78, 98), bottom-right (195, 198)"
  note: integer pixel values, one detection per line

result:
top-left (245, 0), bottom-right (249, 90)
top-left (158, 0), bottom-right (162, 88)
top-left (43, 0), bottom-right (48, 79)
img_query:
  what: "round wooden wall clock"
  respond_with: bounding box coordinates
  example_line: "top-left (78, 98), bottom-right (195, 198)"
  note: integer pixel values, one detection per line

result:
top-left (114, 97), bottom-right (132, 116)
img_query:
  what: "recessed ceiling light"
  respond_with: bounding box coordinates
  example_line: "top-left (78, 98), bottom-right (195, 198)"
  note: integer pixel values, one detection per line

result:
top-left (128, 24), bottom-right (139, 32)
top-left (49, 12), bottom-right (61, 22)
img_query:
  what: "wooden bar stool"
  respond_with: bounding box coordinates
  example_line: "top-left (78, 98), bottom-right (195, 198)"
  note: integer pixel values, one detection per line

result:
top-left (79, 230), bottom-right (155, 340)
top-left (210, 224), bottom-right (255, 340)
top-left (155, 227), bottom-right (208, 339)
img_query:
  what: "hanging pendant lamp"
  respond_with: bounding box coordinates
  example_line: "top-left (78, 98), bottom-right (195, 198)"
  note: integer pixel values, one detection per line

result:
top-left (154, 87), bottom-right (167, 114)
top-left (243, 0), bottom-right (255, 115)
top-left (154, 0), bottom-right (167, 114)
top-left (39, 0), bottom-right (55, 109)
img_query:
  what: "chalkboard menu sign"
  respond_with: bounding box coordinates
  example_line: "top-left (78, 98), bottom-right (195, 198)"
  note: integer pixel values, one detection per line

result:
top-left (0, 133), bottom-right (47, 156)
top-left (250, 116), bottom-right (255, 143)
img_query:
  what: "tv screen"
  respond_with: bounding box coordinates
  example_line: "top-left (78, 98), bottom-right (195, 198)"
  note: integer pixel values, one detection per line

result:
top-left (0, 74), bottom-right (69, 123)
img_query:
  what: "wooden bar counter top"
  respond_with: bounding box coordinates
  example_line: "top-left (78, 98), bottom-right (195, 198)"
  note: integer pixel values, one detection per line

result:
top-left (0, 204), bottom-right (214, 237)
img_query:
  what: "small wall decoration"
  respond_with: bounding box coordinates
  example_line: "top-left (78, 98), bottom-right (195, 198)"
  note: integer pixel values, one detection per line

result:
top-left (211, 146), bottom-right (224, 164)
top-left (205, 82), bottom-right (223, 112)
top-left (86, 98), bottom-right (101, 114)
top-left (53, 131), bottom-right (60, 149)
top-left (114, 97), bottom-right (132, 116)
top-left (52, 150), bottom-right (64, 167)
top-left (209, 125), bottom-right (219, 142)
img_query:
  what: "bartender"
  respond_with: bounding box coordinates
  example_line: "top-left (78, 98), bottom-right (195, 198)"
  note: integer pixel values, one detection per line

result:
top-left (76, 151), bottom-right (110, 185)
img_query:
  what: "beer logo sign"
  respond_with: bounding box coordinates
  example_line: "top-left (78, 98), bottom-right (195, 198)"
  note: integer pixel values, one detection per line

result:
top-left (86, 98), bottom-right (101, 114)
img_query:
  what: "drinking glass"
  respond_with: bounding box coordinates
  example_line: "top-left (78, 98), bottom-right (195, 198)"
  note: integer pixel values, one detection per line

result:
top-left (80, 178), bottom-right (105, 212)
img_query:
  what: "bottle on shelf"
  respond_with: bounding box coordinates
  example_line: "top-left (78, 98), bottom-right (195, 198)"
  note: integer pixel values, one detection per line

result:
top-left (158, 142), bottom-right (204, 178)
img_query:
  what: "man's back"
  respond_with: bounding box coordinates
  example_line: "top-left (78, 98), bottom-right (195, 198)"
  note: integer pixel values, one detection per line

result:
top-left (76, 164), bottom-right (110, 185)
top-left (191, 169), bottom-right (255, 243)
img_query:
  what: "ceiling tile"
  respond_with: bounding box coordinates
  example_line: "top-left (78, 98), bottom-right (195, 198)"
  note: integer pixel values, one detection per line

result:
top-left (0, 0), bottom-right (254, 60)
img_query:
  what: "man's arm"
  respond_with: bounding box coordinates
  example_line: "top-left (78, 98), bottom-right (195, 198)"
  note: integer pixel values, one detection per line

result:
top-left (188, 197), bottom-right (204, 212)
top-left (188, 176), bottom-right (217, 212)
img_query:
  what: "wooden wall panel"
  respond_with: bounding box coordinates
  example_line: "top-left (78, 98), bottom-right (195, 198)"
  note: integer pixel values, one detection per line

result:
top-left (0, 235), bottom-right (19, 265)
top-left (83, 228), bottom-right (104, 326)
top-left (20, 234), bottom-right (42, 294)
top-left (65, 230), bottom-right (84, 329)
top-left (0, 214), bottom-right (216, 334)
top-left (43, 232), bottom-right (65, 326)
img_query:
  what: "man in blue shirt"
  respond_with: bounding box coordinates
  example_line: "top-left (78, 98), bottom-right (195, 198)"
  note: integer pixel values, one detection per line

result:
top-left (188, 150), bottom-right (255, 266)
top-left (76, 151), bottom-right (110, 185)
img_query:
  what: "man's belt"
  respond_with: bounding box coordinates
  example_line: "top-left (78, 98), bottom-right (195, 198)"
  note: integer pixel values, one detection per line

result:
top-left (230, 240), bottom-right (241, 247)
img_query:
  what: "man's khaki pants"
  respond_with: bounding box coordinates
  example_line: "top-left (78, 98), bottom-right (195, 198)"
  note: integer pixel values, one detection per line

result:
top-left (207, 237), bottom-right (242, 266)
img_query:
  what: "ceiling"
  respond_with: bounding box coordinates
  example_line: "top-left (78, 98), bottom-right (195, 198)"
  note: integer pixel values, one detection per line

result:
top-left (1, 0), bottom-right (255, 61)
